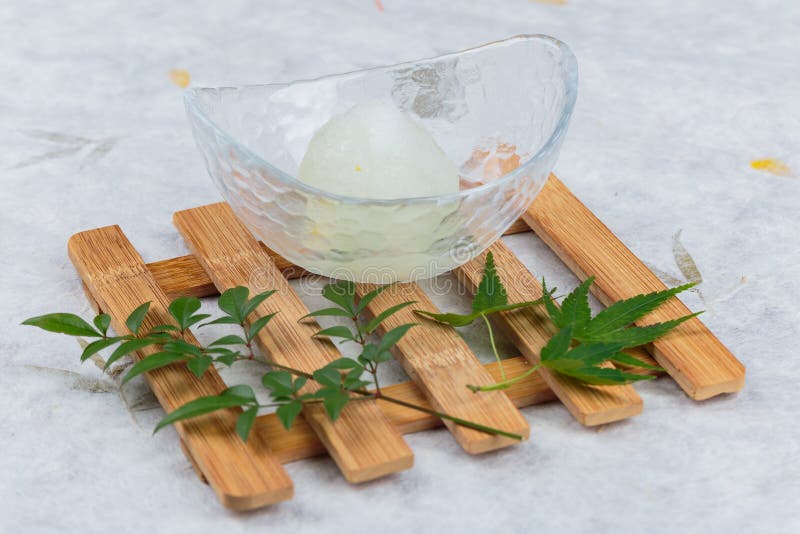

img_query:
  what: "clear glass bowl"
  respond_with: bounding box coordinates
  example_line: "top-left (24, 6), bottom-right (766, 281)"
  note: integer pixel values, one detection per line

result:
top-left (185, 34), bottom-right (578, 283)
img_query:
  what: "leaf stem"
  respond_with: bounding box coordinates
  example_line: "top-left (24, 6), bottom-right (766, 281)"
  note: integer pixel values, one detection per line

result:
top-left (482, 314), bottom-right (505, 380)
top-left (467, 363), bottom-right (542, 393)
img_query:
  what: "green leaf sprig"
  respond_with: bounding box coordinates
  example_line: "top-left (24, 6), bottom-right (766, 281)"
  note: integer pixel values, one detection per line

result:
top-left (416, 252), bottom-right (697, 391)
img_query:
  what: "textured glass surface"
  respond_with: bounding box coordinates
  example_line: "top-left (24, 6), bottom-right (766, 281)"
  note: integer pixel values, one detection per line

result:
top-left (185, 35), bottom-right (578, 282)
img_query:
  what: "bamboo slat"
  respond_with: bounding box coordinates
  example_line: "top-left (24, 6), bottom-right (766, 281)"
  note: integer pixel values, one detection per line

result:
top-left (355, 283), bottom-right (530, 454)
top-left (173, 203), bottom-right (414, 483)
top-left (455, 241), bottom-right (644, 426)
top-left (67, 225), bottom-right (294, 510)
top-left (525, 175), bottom-right (745, 400)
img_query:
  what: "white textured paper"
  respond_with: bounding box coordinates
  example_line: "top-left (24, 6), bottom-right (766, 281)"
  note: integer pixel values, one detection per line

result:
top-left (1, 1), bottom-right (798, 533)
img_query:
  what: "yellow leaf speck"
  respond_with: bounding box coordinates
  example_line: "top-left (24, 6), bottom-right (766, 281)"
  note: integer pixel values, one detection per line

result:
top-left (355, 165), bottom-right (363, 172)
top-left (750, 158), bottom-right (791, 177)
top-left (169, 69), bottom-right (191, 88)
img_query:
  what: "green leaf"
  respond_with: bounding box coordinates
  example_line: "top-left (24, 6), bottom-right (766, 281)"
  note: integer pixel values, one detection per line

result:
top-left (540, 326), bottom-right (573, 362)
top-left (359, 343), bottom-right (392, 364)
top-left (554, 365), bottom-right (656, 385)
top-left (209, 334), bottom-right (247, 346)
top-left (153, 392), bottom-right (252, 433)
top-left (561, 342), bottom-right (626, 366)
top-left (122, 352), bottom-right (187, 384)
top-left (105, 337), bottom-right (162, 368)
top-left (215, 351), bottom-right (239, 367)
top-left (247, 313), bottom-right (276, 342)
top-left (187, 355), bottom-right (214, 378)
top-left (241, 290), bottom-right (277, 320)
top-left (314, 325), bottom-right (355, 342)
top-left (220, 385), bottom-right (257, 404)
top-left (541, 279), bottom-right (561, 325)
top-left (125, 302), bottom-right (152, 335)
top-left (236, 407), bottom-right (259, 441)
top-left (168, 297), bottom-right (202, 331)
top-left (355, 285), bottom-right (388, 315)
top-left (414, 299), bottom-right (547, 327)
top-left (582, 283), bottom-right (696, 338)
top-left (262, 371), bottom-right (296, 397)
top-left (472, 251), bottom-right (508, 313)
top-left (324, 358), bottom-right (363, 371)
top-left (22, 313), bottom-right (101, 337)
top-left (377, 323), bottom-right (415, 353)
top-left (313, 367), bottom-right (342, 388)
top-left (609, 352), bottom-right (664, 371)
top-left (199, 316), bottom-right (241, 327)
top-left (301, 307), bottom-right (354, 320)
top-left (80, 336), bottom-right (125, 362)
top-left (149, 324), bottom-right (179, 334)
top-left (218, 286), bottom-right (250, 323)
top-left (366, 301), bottom-right (416, 333)
top-left (183, 313), bottom-right (211, 330)
top-left (318, 388), bottom-right (350, 421)
top-left (276, 400), bottom-right (304, 430)
top-left (162, 340), bottom-right (204, 358)
top-left (322, 281), bottom-right (356, 314)
top-left (93, 314), bottom-right (111, 336)
top-left (579, 314), bottom-right (700, 348)
top-left (558, 277), bottom-right (593, 331)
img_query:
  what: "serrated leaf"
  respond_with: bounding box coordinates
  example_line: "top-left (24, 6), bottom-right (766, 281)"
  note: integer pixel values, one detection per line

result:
top-left (23, 313), bottom-right (101, 337)
top-left (322, 281), bottom-right (356, 314)
top-left (236, 407), bottom-right (259, 441)
top-left (186, 355), bottom-right (214, 377)
top-left (80, 336), bottom-right (125, 362)
top-left (414, 298), bottom-right (547, 328)
top-left (153, 392), bottom-right (252, 432)
top-left (125, 302), bottom-right (152, 335)
top-left (558, 277), bottom-right (593, 331)
top-left (540, 325), bottom-right (573, 362)
top-left (199, 316), bottom-right (241, 327)
top-left (472, 252), bottom-right (508, 313)
top-left (301, 307), bottom-right (354, 320)
top-left (93, 314), bottom-right (111, 336)
top-left (168, 297), bottom-right (202, 331)
top-left (609, 352), bottom-right (664, 371)
top-left (122, 352), bottom-right (187, 384)
top-left (209, 334), bottom-right (247, 346)
top-left (247, 313), bottom-right (276, 342)
top-left (276, 401), bottom-right (304, 430)
top-left (105, 337), bottom-right (162, 368)
top-left (541, 279), bottom-right (561, 325)
top-left (377, 323), bottom-right (415, 353)
top-left (582, 283), bottom-right (695, 339)
top-left (580, 313), bottom-right (700, 348)
top-left (241, 290), bottom-right (277, 320)
top-left (554, 365), bottom-right (656, 385)
top-left (355, 285), bottom-right (388, 315)
top-left (561, 342), bottom-right (626, 366)
top-left (218, 286), bottom-right (250, 323)
top-left (366, 301), bottom-right (416, 333)
top-left (314, 325), bottom-right (355, 341)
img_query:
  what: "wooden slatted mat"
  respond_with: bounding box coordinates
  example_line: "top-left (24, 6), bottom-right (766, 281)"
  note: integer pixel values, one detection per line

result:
top-left (64, 174), bottom-right (742, 511)
top-left (355, 283), bottom-right (530, 453)
top-left (174, 203), bottom-right (414, 483)
top-left (525, 176), bottom-right (745, 400)
top-left (456, 241), bottom-right (643, 426)
top-left (68, 225), bottom-right (294, 510)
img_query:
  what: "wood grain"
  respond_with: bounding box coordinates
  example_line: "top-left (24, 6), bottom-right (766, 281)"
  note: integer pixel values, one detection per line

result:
top-left (68, 225), bottom-right (294, 510)
top-left (524, 175), bottom-right (745, 400)
top-left (174, 203), bottom-right (414, 483)
top-left (355, 283), bottom-right (530, 453)
top-left (455, 241), bottom-right (644, 426)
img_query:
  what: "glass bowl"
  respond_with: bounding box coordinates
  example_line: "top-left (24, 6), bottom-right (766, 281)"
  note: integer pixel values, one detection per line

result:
top-left (185, 34), bottom-right (578, 283)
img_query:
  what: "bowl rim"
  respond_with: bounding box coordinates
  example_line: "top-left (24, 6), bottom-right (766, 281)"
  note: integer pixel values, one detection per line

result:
top-left (184, 34), bottom-right (578, 206)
